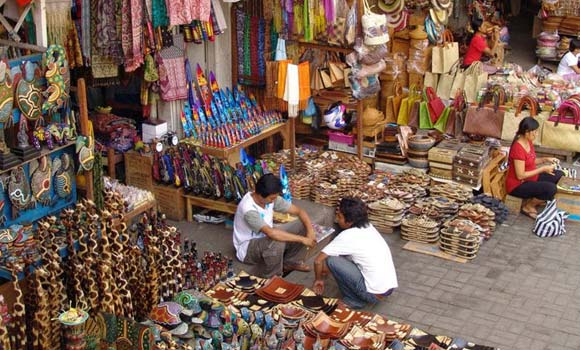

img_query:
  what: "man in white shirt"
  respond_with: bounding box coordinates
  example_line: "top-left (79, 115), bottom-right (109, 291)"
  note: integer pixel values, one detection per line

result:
top-left (557, 39), bottom-right (580, 79)
top-left (312, 197), bottom-right (398, 309)
top-left (233, 174), bottom-right (316, 277)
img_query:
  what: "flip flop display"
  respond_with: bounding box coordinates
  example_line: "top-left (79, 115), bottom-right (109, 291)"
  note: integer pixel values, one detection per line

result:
top-left (439, 219), bottom-right (483, 259)
top-left (457, 203), bottom-right (496, 240)
top-left (369, 198), bottom-right (406, 233)
top-left (470, 194), bottom-right (509, 224)
top-left (401, 215), bottom-right (441, 243)
top-left (408, 196), bottom-right (459, 221)
top-left (429, 182), bottom-right (473, 204)
top-left (289, 173), bottom-right (313, 200)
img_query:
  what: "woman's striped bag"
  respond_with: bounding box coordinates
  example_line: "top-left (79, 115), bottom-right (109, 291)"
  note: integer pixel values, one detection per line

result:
top-left (533, 200), bottom-right (568, 238)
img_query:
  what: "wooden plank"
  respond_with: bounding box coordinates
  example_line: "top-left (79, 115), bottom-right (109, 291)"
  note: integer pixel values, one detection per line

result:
top-left (77, 78), bottom-right (94, 201)
top-left (402, 241), bottom-right (468, 263)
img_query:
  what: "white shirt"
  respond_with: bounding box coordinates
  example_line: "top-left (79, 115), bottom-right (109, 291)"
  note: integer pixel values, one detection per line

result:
top-left (557, 51), bottom-right (579, 76)
top-left (322, 224), bottom-right (398, 294)
top-left (232, 193), bottom-right (290, 261)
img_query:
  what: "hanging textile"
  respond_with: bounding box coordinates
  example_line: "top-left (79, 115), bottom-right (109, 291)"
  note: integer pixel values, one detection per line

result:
top-left (211, 0), bottom-right (227, 34)
top-left (298, 61), bottom-right (311, 109)
top-left (167, 0), bottom-right (194, 26)
top-left (152, 0), bottom-right (169, 27)
top-left (276, 60), bottom-right (290, 99)
top-left (284, 63), bottom-right (299, 117)
top-left (192, 0), bottom-right (212, 21)
top-left (236, 7), bottom-right (245, 82)
top-left (91, 0), bottom-right (119, 85)
top-left (157, 34), bottom-right (187, 101)
top-left (121, 0), bottom-right (144, 72)
top-left (81, 0), bottom-right (91, 64)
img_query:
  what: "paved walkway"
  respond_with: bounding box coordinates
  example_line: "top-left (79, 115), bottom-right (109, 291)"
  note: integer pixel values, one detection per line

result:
top-left (174, 212), bottom-right (580, 350)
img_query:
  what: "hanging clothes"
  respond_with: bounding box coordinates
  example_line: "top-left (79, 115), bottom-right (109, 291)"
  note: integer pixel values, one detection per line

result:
top-left (284, 63), bottom-right (300, 117)
top-left (167, 0), bottom-right (194, 26)
top-left (121, 0), bottom-right (144, 72)
top-left (191, 0), bottom-right (212, 21)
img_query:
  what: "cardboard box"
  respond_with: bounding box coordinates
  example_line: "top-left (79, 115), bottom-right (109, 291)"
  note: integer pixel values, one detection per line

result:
top-left (124, 151), bottom-right (153, 191)
top-left (153, 184), bottom-right (185, 221)
top-left (142, 120), bottom-right (168, 143)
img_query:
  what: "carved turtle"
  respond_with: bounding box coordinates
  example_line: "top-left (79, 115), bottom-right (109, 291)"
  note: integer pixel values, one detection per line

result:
top-left (149, 302), bottom-right (184, 327)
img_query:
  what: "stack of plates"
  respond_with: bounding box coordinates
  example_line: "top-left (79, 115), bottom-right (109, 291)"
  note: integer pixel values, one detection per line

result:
top-left (429, 182), bottom-right (472, 204)
top-left (408, 196), bottom-right (459, 221)
top-left (292, 289), bottom-right (339, 314)
top-left (303, 311), bottom-right (352, 339)
top-left (255, 276), bottom-right (305, 304)
top-left (439, 219), bottom-right (482, 260)
top-left (224, 271), bottom-right (267, 293)
top-left (458, 203), bottom-right (496, 240)
top-left (274, 304), bottom-right (315, 328)
top-left (365, 315), bottom-right (412, 345)
top-left (368, 198), bottom-right (405, 233)
top-left (311, 182), bottom-right (340, 207)
top-left (401, 215), bottom-right (440, 243)
top-left (289, 173), bottom-right (313, 199)
top-left (341, 325), bottom-right (385, 350)
top-left (205, 284), bottom-right (248, 305)
top-left (330, 302), bottom-right (374, 327)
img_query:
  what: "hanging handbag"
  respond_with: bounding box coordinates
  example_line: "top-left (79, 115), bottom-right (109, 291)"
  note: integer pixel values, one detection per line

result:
top-left (408, 99), bottom-right (421, 128)
top-left (542, 100), bottom-right (580, 151)
top-left (501, 95), bottom-right (538, 141)
top-left (362, 0), bottom-right (389, 45)
top-left (424, 72), bottom-right (439, 91)
top-left (426, 87), bottom-right (445, 123)
top-left (431, 30), bottom-right (459, 74)
top-left (453, 90), bottom-right (467, 138)
top-left (398, 85), bottom-right (420, 125)
top-left (463, 62), bottom-right (488, 103)
top-left (433, 106), bottom-right (451, 133)
top-left (463, 91), bottom-right (505, 139)
top-left (386, 81), bottom-right (403, 123)
top-left (450, 65), bottom-right (466, 98)
top-left (419, 100), bottom-right (433, 129)
top-left (437, 60), bottom-right (459, 100)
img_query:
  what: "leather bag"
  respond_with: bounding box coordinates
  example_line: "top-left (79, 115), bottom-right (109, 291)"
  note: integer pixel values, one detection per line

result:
top-left (463, 91), bottom-right (505, 138)
top-left (500, 95), bottom-right (538, 141)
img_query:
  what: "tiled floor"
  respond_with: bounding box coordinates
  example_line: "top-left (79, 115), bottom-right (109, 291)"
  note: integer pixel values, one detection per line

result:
top-left (175, 210), bottom-right (580, 350)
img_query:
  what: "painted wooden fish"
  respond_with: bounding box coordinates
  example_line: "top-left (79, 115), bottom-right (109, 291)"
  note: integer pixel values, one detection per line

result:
top-left (52, 153), bottom-right (74, 200)
top-left (30, 156), bottom-right (52, 206)
top-left (8, 167), bottom-right (35, 218)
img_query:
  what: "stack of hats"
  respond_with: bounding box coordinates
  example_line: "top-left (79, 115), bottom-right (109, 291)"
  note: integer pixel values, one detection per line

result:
top-left (440, 219), bottom-right (482, 260)
top-left (408, 196), bottom-right (459, 221)
top-left (401, 215), bottom-right (441, 243)
top-left (406, 135), bottom-right (436, 168)
top-left (536, 31), bottom-right (559, 60)
top-left (428, 140), bottom-right (464, 180)
top-left (368, 197), bottom-right (405, 233)
top-left (311, 182), bottom-right (340, 207)
top-left (289, 174), bottom-right (313, 200)
top-left (458, 203), bottom-right (496, 240)
top-left (429, 182), bottom-right (473, 204)
top-left (470, 194), bottom-right (509, 224)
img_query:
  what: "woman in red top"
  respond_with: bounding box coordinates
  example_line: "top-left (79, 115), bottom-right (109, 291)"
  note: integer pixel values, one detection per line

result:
top-left (463, 18), bottom-right (493, 67)
top-left (506, 117), bottom-right (563, 218)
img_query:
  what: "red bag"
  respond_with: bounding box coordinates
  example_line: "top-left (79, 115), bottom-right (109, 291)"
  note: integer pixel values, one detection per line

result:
top-left (426, 87), bottom-right (445, 123)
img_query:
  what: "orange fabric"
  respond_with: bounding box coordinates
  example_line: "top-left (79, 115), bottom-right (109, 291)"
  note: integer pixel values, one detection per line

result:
top-left (298, 61), bottom-right (311, 109)
top-left (277, 60), bottom-right (291, 99)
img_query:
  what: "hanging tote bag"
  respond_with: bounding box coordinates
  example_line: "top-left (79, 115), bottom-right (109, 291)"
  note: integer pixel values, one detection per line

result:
top-left (463, 62), bottom-right (488, 103)
top-left (419, 100), bottom-right (434, 129)
top-left (426, 87), bottom-right (445, 123)
top-left (533, 200), bottom-right (568, 238)
top-left (437, 60), bottom-right (459, 100)
top-left (362, 0), bottom-right (389, 45)
top-left (385, 81), bottom-right (404, 123)
top-left (463, 91), bottom-right (505, 138)
top-left (542, 100), bottom-right (580, 151)
top-left (501, 95), bottom-right (538, 141)
top-left (450, 65), bottom-right (466, 98)
top-left (431, 30), bottom-right (459, 74)
top-left (424, 72), bottom-right (439, 91)
top-left (433, 106), bottom-right (451, 133)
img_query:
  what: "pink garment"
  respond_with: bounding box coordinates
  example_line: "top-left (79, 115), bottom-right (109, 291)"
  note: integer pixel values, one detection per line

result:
top-left (167, 0), bottom-right (194, 26)
top-left (191, 0), bottom-right (211, 21)
top-left (157, 35), bottom-right (188, 101)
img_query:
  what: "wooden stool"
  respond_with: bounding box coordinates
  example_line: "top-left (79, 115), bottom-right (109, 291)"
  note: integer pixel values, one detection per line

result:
top-left (504, 195), bottom-right (523, 215)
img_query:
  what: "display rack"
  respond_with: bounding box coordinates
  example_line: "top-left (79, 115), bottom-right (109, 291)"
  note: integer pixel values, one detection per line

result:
top-left (189, 122), bottom-right (290, 165)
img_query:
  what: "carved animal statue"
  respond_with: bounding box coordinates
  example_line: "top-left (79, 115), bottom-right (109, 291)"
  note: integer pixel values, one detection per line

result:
top-left (30, 156), bottom-right (52, 206)
top-left (9, 263), bottom-right (26, 350)
top-left (42, 45), bottom-right (69, 114)
top-left (8, 166), bottom-right (34, 218)
top-left (16, 61), bottom-right (42, 123)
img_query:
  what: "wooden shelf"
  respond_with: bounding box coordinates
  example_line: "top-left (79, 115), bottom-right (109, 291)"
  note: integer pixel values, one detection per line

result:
top-left (0, 141), bottom-right (75, 175)
top-left (183, 122), bottom-right (289, 164)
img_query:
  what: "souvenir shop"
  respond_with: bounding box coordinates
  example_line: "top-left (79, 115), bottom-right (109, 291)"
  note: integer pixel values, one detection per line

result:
top-left (0, 0), bottom-right (579, 349)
